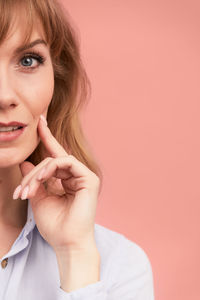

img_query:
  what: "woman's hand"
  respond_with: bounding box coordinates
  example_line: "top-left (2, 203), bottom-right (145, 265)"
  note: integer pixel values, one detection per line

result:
top-left (13, 115), bottom-right (100, 252)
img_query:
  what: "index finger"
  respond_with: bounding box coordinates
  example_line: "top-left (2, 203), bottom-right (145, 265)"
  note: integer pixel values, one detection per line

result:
top-left (37, 114), bottom-right (69, 158)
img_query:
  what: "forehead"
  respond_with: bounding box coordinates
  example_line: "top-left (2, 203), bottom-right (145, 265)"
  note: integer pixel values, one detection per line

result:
top-left (1, 4), bottom-right (46, 49)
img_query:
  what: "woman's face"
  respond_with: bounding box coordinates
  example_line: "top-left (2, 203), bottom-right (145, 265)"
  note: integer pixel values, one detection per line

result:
top-left (0, 18), bottom-right (54, 168)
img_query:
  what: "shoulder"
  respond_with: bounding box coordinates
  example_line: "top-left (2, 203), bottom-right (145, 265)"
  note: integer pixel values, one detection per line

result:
top-left (34, 223), bottom-right (153, 275)
top-left (34, 223), bottom-right (152, 275)
top-left (94, 222), bottom-right (152, 267)
top-left (32, 223), bottom-right (154, 298)
top-left (94, 223), bottom-right (154, 298)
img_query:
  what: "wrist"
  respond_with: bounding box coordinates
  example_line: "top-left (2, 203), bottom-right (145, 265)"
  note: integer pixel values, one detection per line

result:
top-left (54, 243), bottom-right (100, 261)
top-left (55, 244), bottom-right (101, 293)
top-left (53, 237), bottom-right (98, 255)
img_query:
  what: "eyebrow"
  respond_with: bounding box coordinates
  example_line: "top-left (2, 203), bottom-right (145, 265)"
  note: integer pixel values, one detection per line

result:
top-left (14, 39), bottom-right (47, 54)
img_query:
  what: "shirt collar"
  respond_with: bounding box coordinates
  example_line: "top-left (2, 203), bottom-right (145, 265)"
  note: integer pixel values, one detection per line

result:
top-left (24, 198), bottom-right (36, 236)
top-left (0, 199), bottom-right (36, 260)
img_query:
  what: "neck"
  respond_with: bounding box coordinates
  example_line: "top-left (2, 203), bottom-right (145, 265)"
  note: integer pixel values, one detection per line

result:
top-left (0, 165), bottom-right (28, 228)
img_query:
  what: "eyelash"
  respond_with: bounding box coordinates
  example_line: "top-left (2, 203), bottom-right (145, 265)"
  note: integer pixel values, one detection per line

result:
top-left (19, 50), bottom-right (46, 71)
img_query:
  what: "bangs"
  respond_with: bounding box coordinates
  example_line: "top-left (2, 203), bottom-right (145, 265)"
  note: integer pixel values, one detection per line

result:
top-left (0, 0), bottom-right (76, 61)
top-left (0, 0), bottom-right (51, 50)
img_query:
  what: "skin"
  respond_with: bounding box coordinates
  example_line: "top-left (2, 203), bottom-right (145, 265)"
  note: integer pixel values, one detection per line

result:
top-left (0, 11), bottom-right (101, 292)
top-left (1, 5), bottom-right (100, 253)
top-left (0, 16), bottom-right (54, 230)
top-left (18, 113), bottom-right (101, 292)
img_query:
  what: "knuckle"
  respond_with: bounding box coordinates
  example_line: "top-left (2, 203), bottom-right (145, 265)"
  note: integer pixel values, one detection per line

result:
top-left (68, 154), bottom-right (75, 161)
top-left (44, 156), bottom-right (53, 162)
top-left (96, 175), bottom-right (101, 186)
top-left (74, 178), bottom-right (80, 190)
top-left (43, 157), bottom-right (53, 168)
top-left (91, 173), bottom-right (100, 188)
top-left (40, 157), bottom-right (52, 168)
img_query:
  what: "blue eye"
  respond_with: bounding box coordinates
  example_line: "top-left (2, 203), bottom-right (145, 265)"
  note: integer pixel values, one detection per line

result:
top-left (21, 57), bottom-right (34, 67)
top-left (20, 51), bottom-right (45, 69)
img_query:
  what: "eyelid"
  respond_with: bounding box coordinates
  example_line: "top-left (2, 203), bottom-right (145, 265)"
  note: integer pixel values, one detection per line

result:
top-left (13, 46), bottom-right (42, 58)
top-left (20, 50), bottom-right (45, 61)
top-left (17, 50), bottom-right (46, 70)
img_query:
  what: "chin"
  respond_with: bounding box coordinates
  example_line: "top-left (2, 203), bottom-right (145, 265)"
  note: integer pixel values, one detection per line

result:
top-left (0, 142), bottom-right (39, 169)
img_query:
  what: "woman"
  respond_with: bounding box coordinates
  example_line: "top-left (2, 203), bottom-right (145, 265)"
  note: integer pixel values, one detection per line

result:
top-left (0, 0), bottom-right (154, 299)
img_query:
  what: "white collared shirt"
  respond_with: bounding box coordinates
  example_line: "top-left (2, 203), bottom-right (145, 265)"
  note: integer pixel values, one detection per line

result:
top-left (0, 199), bottom-right (154, 299)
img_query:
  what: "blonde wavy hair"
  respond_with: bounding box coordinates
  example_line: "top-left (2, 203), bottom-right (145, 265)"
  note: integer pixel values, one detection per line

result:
top-left (0, 0), bottom-right (103, 195)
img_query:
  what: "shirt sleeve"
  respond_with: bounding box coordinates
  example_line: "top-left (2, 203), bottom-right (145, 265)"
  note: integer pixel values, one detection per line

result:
top-left (56, 280), bottom-right (108, 299)
top-left (107, 236), bottom-right (155, 300)
top-left (56, 236), bottom-right (154, 300)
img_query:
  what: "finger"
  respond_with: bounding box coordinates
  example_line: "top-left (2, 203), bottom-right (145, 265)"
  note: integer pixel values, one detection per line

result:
top-left (19, 156), bottom-right (73, 199)
top-left (19, 157), bottom-right (53, 188)
top-left (35, 155), bottom-right (94, 183)
top-left (38, 115), bottom-right (69, 158)
top-left (15, 163), bottom-right (48, 202)
top-left (22, 175), bottom-right (48, 200)
top-left (20, 158), bottom-right (72, 199)
top-left (20, 155), bottom-right (99, 201)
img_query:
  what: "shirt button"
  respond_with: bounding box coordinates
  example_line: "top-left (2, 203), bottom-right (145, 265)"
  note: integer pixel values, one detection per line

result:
top-left (1, 258), bottom-right (8, 269)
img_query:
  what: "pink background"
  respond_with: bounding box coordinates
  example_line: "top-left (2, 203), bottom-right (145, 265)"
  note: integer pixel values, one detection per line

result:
top-left (62, 1), bottom-right (200, 299)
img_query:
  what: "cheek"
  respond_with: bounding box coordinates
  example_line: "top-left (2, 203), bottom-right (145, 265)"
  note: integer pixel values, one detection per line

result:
top-left (33, 76), bottom-right (54, 116)
top-left (19, 66), bottom-right (55, 117)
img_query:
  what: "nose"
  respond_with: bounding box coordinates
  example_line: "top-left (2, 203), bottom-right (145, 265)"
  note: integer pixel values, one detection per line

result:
top-left (0, 70), bottom-right (18, 110)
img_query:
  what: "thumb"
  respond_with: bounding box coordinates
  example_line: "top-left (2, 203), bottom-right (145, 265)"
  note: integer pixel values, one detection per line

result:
top-left (19, 160), bottom-right (35, 178)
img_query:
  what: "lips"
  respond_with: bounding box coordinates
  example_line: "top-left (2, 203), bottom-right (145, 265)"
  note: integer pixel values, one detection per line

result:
top-left (0, 121), bottom-right (27, 127)
top-left (0, 126), bottom-right (26, 142)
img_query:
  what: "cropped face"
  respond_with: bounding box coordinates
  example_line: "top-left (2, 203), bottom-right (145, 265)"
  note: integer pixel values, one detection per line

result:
top-left (0, 15), bottom-right (54, 168)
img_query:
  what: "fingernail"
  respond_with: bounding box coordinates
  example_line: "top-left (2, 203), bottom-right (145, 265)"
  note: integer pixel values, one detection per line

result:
top-left (21, 185), bottom-right (29, 200)
top-left (13, 185), bottom-right (22, 200)
top-left (39, 115), bottom-right (48, 126)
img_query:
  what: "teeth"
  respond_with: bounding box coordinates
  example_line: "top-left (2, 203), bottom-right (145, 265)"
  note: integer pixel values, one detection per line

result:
top-left (0, 126), bottom-right (20, 132)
